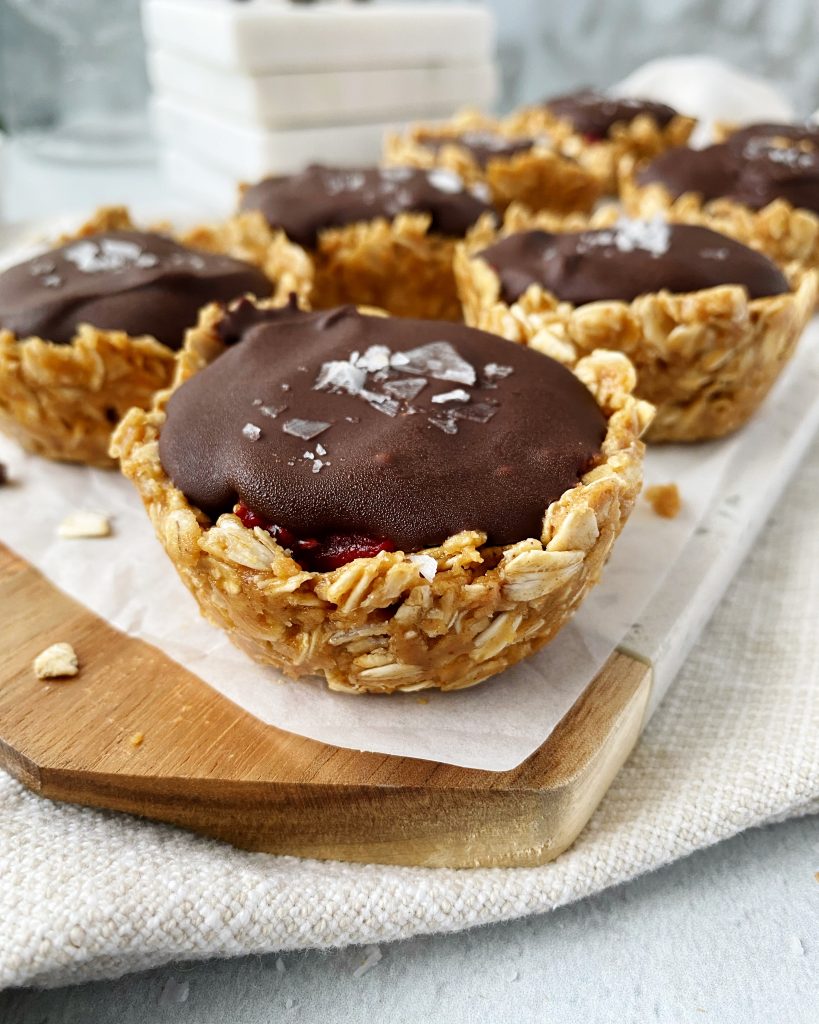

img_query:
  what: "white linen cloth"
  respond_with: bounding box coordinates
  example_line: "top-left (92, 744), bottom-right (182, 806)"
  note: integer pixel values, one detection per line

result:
top-left (3, 435), bottom-right (818, 990)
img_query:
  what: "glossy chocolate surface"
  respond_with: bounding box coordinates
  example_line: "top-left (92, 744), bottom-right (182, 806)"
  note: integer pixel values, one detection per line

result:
top-left (638, 132), bottom-right (819, 214)
top-left (417, 131), bottom-right (537, 169)
top-left (159, 303), bottom-right (606, 551)
top-left (0, 230), bottom-right (273, 349)
top-left (546, 88), bottom-right (677, 138)
top-left (478, 221), bottom-right (789, 305)
top-left (239, 165), bottom-right (495, 247)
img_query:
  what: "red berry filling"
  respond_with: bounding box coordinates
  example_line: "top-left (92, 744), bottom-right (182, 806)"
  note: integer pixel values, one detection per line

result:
top-left (582, 132), bottom-right (606, 144)
top-left (235, 503), bottom-right (395, 571)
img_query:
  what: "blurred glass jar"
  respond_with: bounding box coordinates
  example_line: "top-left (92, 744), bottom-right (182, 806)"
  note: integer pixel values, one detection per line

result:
top-left (0, 0), bottom-right (151, 163)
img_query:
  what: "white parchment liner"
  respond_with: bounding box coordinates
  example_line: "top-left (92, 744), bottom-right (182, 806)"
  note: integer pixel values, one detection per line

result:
top-left (0, 222), bottom-right (817, 770)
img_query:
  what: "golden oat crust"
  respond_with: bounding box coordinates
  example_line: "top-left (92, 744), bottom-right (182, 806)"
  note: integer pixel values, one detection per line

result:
top-left (111, 300), bottom-right (653, 695)
top-left (454, 204), bottom-right (817, 443)
top-left (0, 206), bottom-right (304, 467)
top-left (505, 105), bottom-right (695, 194)
top-left (384, 109), bottom-right (603, 216)
top-left (194, 203), bottom-right (488, 322)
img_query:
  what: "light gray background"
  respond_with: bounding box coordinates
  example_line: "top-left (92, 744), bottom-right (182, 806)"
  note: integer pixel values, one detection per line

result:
top-left (1, 815), bottom-right (817, 1023)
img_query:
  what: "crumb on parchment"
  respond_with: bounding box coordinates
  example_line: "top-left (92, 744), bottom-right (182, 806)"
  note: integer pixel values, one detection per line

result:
top-left (129, 732), bottom-right (145, 748)
top-left (57, 511), bottom-right (111, 539)
top-left (33, 642), bottom-right (79, 680)
top-left (645, 483), bottom-right (681, 519)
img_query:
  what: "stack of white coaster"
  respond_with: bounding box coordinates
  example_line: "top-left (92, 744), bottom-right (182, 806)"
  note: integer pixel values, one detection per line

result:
top-left (142, 0), bottom-right (497, 209)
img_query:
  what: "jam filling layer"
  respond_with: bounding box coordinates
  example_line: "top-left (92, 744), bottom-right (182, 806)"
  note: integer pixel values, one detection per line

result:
top-left (0, 230), bottom-right (273, 349)
top-left (239, 164), bottom-right (495, 247)
top-left (545, 88), bottom-right (678, 141)
top-left (637, 124), bottom-right (819, 214)
top-left (158, 303), bottom-right (606, 564)
top-left (477, 220), bottom-right (789, 306)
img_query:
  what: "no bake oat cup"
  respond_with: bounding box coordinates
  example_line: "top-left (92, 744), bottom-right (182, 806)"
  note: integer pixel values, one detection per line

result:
top-left (383, 109), bottom-right (603, 216)
top-left (112, 297), bottom-right (652, 694)
top-left (506, 89), bottom-right (695, 194)
top-left (185, 164), bottom-right (497, 322)
top-left (620, 123), bottom-right (819, 282)
top-left (455, 207), bottom-right (816, 442)
top-left (0, 207), bottom-right (303, 467)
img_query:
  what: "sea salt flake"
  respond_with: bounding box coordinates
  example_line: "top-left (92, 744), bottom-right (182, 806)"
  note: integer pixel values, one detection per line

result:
top-left (353, 945), bottom-right (383, 978)
top-left (325, 171), bottom-right (366, 195)
top-left (361, 390), bottom-right (400, 417)
top-left (303, 452), bottom-right (314, 460)
top-left (428, 413), bottom-right (459, 434)
top-left (431, 388), bottom-right (470, 404)
top-left (252, 398), bottom-right (262, 406)
top-left (30, 258), bottom-right (56, 275)
top-left (427, 168), bottom-right (464, 194)
top-left (42, 274), bottom-right (62, 288)
top-left (397, 341), bottom-right (476, 385)
top-left (701, 247), bottom-right (730, 260)
top-left (315, 443), bottom-right (327, 456)
top-left (381, 166), bottom-right (413, 183)
top-left (610, 216), bottom-right (670, 258)
top-left (455, 402), bottom-right (498, 423)
top-left (314, 360), bottom-right (367, 395)
top-left (409, 553), bottom-right (438, 581)
top-left (135, 252), bottom-right (159, 268)
top-left (242, 423), bottom-right (261, 441)
top-left (484, 362), bottom-right (513, 381)
top-left (383, 377), bottom-right (427, 400)
top-left (65, 239), bottom-right (142, 273)
top-left (283, 418), bottom-right (331, 440)
top-left (311, 459), bottom-right (323, 473)
top-left (356, 345), bottom-right (392, 372)
top-left (259, 402), bottom-right (287, 419)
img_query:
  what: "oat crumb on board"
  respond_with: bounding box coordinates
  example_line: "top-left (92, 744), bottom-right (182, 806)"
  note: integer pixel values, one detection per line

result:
top-left (33, 642), bottom-right (79, 680)
top-left (130, 732), bottom-right (145, 748)
top-left (645, 483), bottom-right (681, 519)
top-left (57, 511), bottom-right (111, 539)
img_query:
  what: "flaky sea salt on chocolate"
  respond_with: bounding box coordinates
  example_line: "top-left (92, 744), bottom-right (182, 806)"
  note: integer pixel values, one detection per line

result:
top-left (282, 418), bottom-right (331, 440)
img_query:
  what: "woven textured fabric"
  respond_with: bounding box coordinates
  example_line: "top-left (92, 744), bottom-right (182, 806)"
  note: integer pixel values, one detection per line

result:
top-left (3, 436), bottom-right (819, 991)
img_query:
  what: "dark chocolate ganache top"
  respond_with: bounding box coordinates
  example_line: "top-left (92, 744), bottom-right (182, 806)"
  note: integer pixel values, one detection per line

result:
top-left (239, 165), bottom-right (495, 247)
top-left (416, 131), bottom-right (537, 169)
top-left (159, 302), bottom-right (606, 551)
top-left (477, 220), bottom-right (789, 306)
top-left (637, 132), bottom-right (819, 214)
top-left (0, 230), bottom-right (273, 349)
top-left (546, 88), bottom-right (678, 138)
top-left (725, 122), bottom-right (819, 152)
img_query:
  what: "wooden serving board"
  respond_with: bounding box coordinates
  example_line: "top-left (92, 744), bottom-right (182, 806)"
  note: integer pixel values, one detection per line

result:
top-left (0, 543), bottom-right (652, 869)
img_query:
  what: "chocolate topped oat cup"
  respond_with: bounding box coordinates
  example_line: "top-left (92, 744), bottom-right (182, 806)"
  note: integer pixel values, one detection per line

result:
top-left (185, 164), bottom-right (497, 322)
top-left (506, 88), bottom-right (696, 194)
top-left (455, 206), bottom-right (816, 442)
top-left (112, 296), bottom-right (652, 694)
top-left (0, 207), bottom-right (302, 466)
top-left (621, 123), bottom-right (819, 288)
top-left (384, 109), bottom-right (603, 217)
